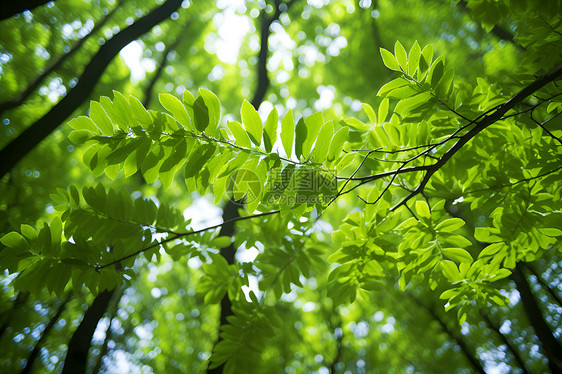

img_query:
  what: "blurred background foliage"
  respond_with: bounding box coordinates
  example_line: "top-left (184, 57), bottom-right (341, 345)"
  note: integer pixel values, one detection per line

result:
top-left (0, 0), bottom-right (560, 373)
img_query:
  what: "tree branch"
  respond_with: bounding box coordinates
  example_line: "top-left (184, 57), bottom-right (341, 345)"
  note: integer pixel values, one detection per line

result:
top-left (21, 293), bottom-right (72, 374)
top-left (0, 0), bottom-right (55, 21)
top-left (391, 63), bottom-right (562, 211)
top-left (142, 23), bottom-right (189, 108)
top-left (0, 1), bottom-right (122, 116)
top-left (96, 209), bottom-right (279, 271)
top-left (411, 296), bottom-right (486, 374)
top-left (62, 289), bottom-right (115, 374)
top-left (479, 310), bottom-right (531, 374)
top-left (511, 263), bottom-right (562, 372)
top-left (0, 0), bottom-right (183, 179)
top-left (524, 263), bottom-right (562, 307)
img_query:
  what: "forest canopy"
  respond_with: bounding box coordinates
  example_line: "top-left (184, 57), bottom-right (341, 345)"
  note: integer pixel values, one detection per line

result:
top-left (0, 0), bottom-right (561, 373)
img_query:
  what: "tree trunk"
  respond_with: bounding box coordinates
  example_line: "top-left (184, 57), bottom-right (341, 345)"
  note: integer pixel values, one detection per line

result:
top-left (511, 263), bottom-right (562, 373)
top-left (0, 0), bottom-right (54, 21)
top-left (21, 293), bottom-right (72, 374)
top-left (479, 310), bottom-right (530, 374)
top-left (0, 291), bottom-right (29, 341)
top-left (61, 289), bottom-right (115, 374)
top-left (0, 0), bottom-right (183, 179)
top-left (0, 1), bottom-right (122, 116)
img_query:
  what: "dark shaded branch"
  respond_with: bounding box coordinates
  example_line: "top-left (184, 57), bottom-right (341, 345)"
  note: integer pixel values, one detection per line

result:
top-left (21, 293), bottom-right (72, 374)
top-left (411, 296), bottom-right (486, 374)
top-left (392, 63), bottom-right (562, 211)
top-left (250, 0), bottom-right (296, 108)
top-left (479, 310), bottom-right (531, 374)
top-left (0, 0), bottom-right (54, 21)
top-left (0, 1), bottom-right (121, 116)
top-left (143, 23), bottom-right (189, 108)
top-left (0, 291), bottom-right (29, 340)
top-left (511, 263), bottom-right (562, 372)
top-left (524, 263), bottom-right (562, 307)
top-left (0, 0), bottom-right (183, 179)
top-left (96, 209), bottom-right (279, 271)
top-left (208, 3), bottom-right (297, 372)
top-left (328, 321), bottom-right (343, 374)
top-left (457, 0), bottom-right (524, 50)
top-left (91, 290), bottom-right (122, 374)
top-left (370, 0), bottom-right (385, 51)
top-left (61, 289), bottom-right (115, 374)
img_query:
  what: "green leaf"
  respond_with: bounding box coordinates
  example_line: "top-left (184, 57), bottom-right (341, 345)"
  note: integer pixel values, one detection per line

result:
top-left (312, 121), bottom-right (334, 163)
top-left (263, 107), bottom-right (278, 153)
top-left (69, 130), bottom-right (94, 144)
top-left (1, 232), bottom-right (27, 249)
top-left (442, 248), bottom-right (473, 263)
top-left (128, 95), bottom-right (153, 128)
top-left (415, 200), bottom-right (431, 219)
top-left (435, 218), bottom-right (465, 233)
top-left (362, 103), bottom-right (377, 123)
top-left (89, 101), bottom-right (113, 135)
top-left (185, 143), bottom-right (216, 179)
top-left (302, 111), bottom-right (324, 159)
top-left (159, 93), bottom-right (191, 129)
top-left (394, 41), bottom-right (407, 71)
top-left (241, 99), bottom-right (262, 146)
top-left (327, 126), bottom-right (349, 162)
top-left (428, 56), bottom-right (445, 88)
top-left (295, 117), bottom-right (306, 159)
top-left (408, 40), bottom-right (421, 77)
top-left (228, 121), bottom-right (252, 148)
top-left (199, 88), bottom-right (221, 135)
top-left (68, 116), bottom-right (99, 133)
top-left (378, 98), bottom-right (389, 123)
top-left (419, 44), bottom-right (433, 79)
top-left (394, 92), bottom-right (432, 117)
top-left (440, 260), bottom-right (461, 282)
top-left (281, 110), bottom-right (295, 157)
top-left (20, 224), bottom-right (37, 241)
top-left (380, 47), bottom-right (400, 71)
top-left (193, 96), bottom-right (209, 132)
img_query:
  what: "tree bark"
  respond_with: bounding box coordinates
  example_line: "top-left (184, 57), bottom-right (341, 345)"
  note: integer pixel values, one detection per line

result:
top-left (0, 1), bottom-right (122, 116)
top-left (411, 296), bottom-right (486, 374)
top-left (0, 0), bottom-right (54, 21)
top-left (479, 310), bottom-right (530, 374)
top-left (524, 263), bottom-right (562, 307)
top-left (91, 290), bottom-right (122, 374)
top-left (142, 25), bottom-right (188, 108)
top-left (61, 289), bottom-right (115, 374)
top-left (21, 293), bottom-right (72, 374)
top-left (511, 264), bottom-right (562, 373)
top-left (0, 291), bottom-right (29, 340)
top-left (0, 0), bottom-right (183, 179)
top-left (206, 3), bottom-right (297, 371)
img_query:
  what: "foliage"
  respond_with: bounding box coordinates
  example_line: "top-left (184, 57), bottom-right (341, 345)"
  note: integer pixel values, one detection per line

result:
top-left (1, 0), bottom-right (561, 373)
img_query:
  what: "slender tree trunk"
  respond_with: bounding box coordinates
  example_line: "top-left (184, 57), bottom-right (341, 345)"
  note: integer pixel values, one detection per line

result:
top-left (61, 289), bottom-right (115, 374)
top-left (21, 293), bottom-right (72, 374)
top-left (511, 264), bottom-right (562, 373)
top-left (0, 0), bottom-right (183, 179)
top-left (143, 25), bottom-right (188, 108)
top-left (0, 0), bottom-right (55, 21)
top-left (91, 290), bottom-right (122, 374)
top-left (411, 296), bottom-right (486, 374)
top-left (524, 263), bottom-right (562, 307)
top-left (479, 310), bottom-right (530, 374)
top-left (0, 291), bottom-right (29, 340)
top-left (0, 1), bottom-right (122, 116)
top-left (206, 4), bottom-right (296, 372)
